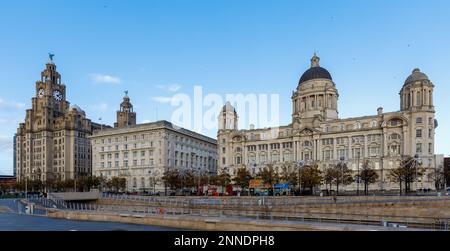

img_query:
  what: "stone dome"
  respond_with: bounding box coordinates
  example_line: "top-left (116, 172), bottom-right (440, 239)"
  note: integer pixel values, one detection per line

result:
top-left (222, 101), bottom-right (236, 113)
top-left (299, 54), bottom-right (332, 85)
top-left (404, 68), bottom-right (429, 86)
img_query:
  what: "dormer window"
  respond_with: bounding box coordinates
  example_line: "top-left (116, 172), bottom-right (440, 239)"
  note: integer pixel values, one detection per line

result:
top-left (371, 120), bottom-right (377, 127)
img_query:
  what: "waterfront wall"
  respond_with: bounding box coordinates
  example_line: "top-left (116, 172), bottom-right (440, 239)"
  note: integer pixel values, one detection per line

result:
top-left (47, 210), bottom-right (376, 231)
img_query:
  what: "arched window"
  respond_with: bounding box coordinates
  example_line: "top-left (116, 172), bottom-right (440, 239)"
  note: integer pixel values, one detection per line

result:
top-left (133, 178), bottom-right (137, 188)
top-left (271, 152), bottom-right (280, 162)
top-left (371, 120), bottom-right (377, 128)
top-left (141, 177), bottom-right (145, 188)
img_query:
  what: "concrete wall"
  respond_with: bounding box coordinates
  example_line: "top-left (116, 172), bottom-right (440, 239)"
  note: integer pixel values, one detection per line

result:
top-left (47, 210), bottom-right (398, 231)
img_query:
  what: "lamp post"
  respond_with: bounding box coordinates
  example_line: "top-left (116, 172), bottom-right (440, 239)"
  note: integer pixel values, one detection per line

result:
top-left (357, 152), bottom-right (360, 196)
top-left (298, 161), bottom-right (304, 195)
top-left (414, 154), bottom-right (421, 194)
top-left (339, 156), bottom-right (345, 195)
top-left (25, 177), bottom-right (28, 200)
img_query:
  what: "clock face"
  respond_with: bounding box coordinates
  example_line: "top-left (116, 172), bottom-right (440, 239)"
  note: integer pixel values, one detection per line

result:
top-left (53, 90), bottom-right (63, 101)
top-left (37, 88), bottom-right (45, 98)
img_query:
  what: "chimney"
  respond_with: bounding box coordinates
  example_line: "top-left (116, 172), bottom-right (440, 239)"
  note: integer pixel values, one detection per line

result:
top-left (377, 107), bottom-right (383, 115)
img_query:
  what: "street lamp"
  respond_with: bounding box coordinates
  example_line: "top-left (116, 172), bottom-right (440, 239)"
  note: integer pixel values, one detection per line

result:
top-left (298, 160), bottom-right (304, 195)
top-left (339, 156), bottom-right (345, 195)
top-left (414, 154), bottom-right (421, 193)
top-left (356, 152), bottom-right (360, 196)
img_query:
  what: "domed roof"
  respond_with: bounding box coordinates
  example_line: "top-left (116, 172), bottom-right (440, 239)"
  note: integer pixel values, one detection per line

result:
top-left (69, 104), bottom-right (84, 113)
top-left (404, 68), bottom-right (429, 86)
top-left (299, 54), bottom-right (332, 85)
top-left (222, 101), bottom-right (236, 113)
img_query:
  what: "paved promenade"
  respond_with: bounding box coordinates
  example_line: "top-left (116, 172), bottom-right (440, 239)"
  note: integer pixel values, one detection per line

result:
top-left (0, 199), bottom-right (182, 231)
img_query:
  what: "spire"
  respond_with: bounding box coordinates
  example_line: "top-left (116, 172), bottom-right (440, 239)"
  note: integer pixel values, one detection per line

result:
top-left (311, 53), bottom-right (320, 68)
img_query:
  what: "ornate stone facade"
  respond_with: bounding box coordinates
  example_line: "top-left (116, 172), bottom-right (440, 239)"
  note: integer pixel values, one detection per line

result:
top-left (91, 95), bottom-right (218, 192)
top-left (15, 58), bottom-right (97, 183)
top-left (218, 54), bottom-right (437, 192)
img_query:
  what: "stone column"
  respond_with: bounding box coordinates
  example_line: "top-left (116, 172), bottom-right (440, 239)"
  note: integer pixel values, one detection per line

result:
top-left (364, 135), bottom-right (368, 158)
top-left (333, 138), bottom-right (337, 160)
top-left (347, 136), bottom-right (351, 159)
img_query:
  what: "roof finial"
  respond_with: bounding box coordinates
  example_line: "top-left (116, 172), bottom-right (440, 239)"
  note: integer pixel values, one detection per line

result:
top-left (124, 90), bottom-right (129, 97)
top-left (311, 52), bottom-right (320, 67)
top-left (48, 53), bottom-right (55, 62)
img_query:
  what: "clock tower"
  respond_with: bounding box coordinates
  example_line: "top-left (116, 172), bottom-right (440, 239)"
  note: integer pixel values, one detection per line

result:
top-left (16, 55), bottom-right (94, 185)
top-left (34, 57), bottom-right (69, 117)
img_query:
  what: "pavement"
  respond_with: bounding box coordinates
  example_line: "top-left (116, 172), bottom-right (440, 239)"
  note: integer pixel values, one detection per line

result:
top-left (0, 199), bottom-right (183, 231)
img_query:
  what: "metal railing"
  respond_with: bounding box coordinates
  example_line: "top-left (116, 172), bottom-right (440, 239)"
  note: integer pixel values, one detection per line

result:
top-left (62, 200), bottom-right (450, 230)
top-left (100, 193), bottom-right (450, 208)
top-left (47, 193), bottom-right (68, 209)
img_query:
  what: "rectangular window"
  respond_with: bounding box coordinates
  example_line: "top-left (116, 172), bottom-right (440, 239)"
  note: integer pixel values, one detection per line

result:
top-left (115, 161), bottom-right (119, 167)
top-left (416, 129), bottom-right (422, 138)
top-left (369, 147), bottom-right (380, 157)
top-left (416, 143), bottom-right (422, 153)
top-left (124, 160), bottom-right (128, 167)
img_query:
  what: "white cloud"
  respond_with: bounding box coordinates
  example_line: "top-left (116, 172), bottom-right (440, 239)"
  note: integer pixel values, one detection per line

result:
top-left (156, 84), bottom-right (182, 92)
top-left (91, 74), bottom-right (121, 85)
top-left (15, 103), bottom-right (25, 109)
top-left (151, 96), bottom-right (174, 104)
top-left (0, 98), bottom-right (26, 111)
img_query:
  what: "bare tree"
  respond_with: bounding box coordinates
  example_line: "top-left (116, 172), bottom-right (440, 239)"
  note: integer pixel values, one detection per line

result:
top-left (333, 162), bottom-right (353, 195)
top-left (389, 155), bottom-right (424, 195)
top-left (356, 159), bottom-right (379, 195)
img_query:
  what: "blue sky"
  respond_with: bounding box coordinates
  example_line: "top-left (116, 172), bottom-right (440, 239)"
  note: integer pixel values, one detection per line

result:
top-left (0, 0), bottom-right (449, 175)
